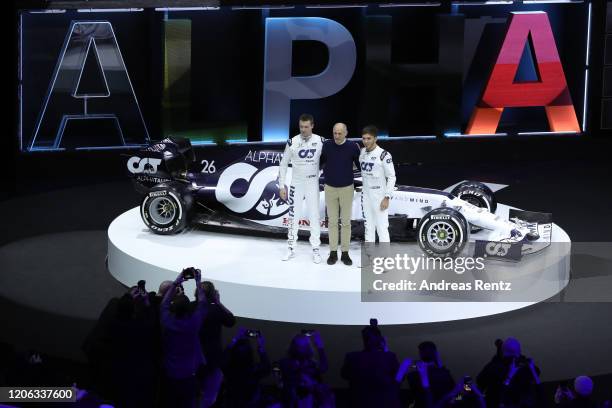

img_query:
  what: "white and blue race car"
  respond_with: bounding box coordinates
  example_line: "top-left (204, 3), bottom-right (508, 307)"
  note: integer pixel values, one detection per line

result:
top-left (128, 137), bottom-right (549, 258)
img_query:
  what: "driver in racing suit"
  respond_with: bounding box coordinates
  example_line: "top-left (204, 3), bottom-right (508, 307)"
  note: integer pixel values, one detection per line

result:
top-left (278, 114), bottom-right (324, 263)
top-left (359, 125), bottom-right (396, 243)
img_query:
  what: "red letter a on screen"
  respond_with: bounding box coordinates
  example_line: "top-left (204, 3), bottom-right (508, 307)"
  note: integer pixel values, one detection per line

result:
top-left (466, 12), bottom-right (580, 134)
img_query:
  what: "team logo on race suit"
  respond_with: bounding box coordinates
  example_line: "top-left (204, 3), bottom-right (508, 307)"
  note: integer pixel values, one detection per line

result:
top-left (127, 156), bottom-right (162, 174)
top-left (298, 149), bottom-right (317, 159)
top-left (215, 163), bottom-right (289, 220)
top-left (361, 162), bottom-right (374, 172)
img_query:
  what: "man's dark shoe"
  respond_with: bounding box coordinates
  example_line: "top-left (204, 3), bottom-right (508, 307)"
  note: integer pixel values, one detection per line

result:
top-left (341, 251), bottom-right (353, 266)
top-left (327, 251), bottom-right (338, 265)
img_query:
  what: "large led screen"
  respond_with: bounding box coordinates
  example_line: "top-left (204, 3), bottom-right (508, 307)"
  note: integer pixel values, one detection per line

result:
top-left (18, 2), bottom-right (590, 151)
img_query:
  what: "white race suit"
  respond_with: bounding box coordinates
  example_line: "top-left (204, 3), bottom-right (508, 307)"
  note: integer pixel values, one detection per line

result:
top-left (278, 134), bottom-right (325, 250)
top-left (359, 146), bottom-right (396, 243)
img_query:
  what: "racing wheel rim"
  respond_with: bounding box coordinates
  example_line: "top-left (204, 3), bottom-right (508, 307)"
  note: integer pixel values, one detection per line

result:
top-left (149, 197), bottom-right (177, 225)
top-left (427, 221), bottom-right (457, 251)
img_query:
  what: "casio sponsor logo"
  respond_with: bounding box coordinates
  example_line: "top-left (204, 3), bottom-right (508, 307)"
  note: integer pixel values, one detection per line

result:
top-left (128, 157), bottom-right (162, 174)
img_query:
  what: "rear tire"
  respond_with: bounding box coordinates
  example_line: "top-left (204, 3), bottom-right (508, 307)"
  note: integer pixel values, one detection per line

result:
top-left (141, 183), bottom-right (192, 234)
top-left (417, 207), bottom-right (469, 258)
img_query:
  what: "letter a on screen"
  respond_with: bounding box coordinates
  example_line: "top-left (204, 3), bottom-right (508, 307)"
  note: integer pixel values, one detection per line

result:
top-left (30, 21), bottom-right (150, 151)
top-left (466, 12), bottom-right (580, 135)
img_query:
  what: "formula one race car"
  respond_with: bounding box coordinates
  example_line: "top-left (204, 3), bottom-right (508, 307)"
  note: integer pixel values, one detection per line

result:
top-left (127, 137), bottom-right (548, 258)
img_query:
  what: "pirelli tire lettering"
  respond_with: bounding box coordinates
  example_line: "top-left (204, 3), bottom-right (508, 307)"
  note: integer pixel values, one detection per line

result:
top-left (140, 184), bottom-right (192, 234)
top-left (451, 181), bottom-right (497, 213)
top-left (417, 207), bottom-right (469, 258)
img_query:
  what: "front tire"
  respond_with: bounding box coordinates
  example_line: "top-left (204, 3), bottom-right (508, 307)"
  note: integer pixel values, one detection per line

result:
top-left (451, 181), bottom-right (497, 213)
top-left (141, 183), bottom-right (192, 234)
top-left (451, 181), bottom-right (496, 232)
top-left (417, 207), bottom-right (469, 258)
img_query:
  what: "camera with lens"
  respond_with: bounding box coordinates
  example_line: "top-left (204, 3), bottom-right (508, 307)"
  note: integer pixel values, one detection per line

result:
top-left (182, 267), bottom-right (200, 280)
top-left (515, 356), bottom-right (530, 368)
top-left (463, 376), bottom-right (473, 392)
top-left (246, 329), bottom-right (261, 338)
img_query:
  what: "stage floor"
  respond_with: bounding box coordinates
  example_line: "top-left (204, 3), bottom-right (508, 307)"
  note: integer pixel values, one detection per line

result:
top-left (3, 159), bottom-right (612, 384)
top-left (108, 205), bottom-right (571, 324)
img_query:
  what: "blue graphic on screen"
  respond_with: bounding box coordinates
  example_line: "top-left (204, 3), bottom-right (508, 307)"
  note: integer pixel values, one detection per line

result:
top-left (262, 17), bottom-right (357, 142)
top-left (29, 21), bottom-right (150, 151)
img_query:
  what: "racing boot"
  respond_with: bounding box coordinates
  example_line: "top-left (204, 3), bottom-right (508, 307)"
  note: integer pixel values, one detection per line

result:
top-left (282, 248), bottom-right (295, 261)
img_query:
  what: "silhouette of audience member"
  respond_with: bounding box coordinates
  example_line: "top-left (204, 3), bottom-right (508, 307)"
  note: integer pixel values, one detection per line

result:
top-left (603, 390), bottom-right (612, 408)
top-left (108, 286), bottom-right (157, 407)
top-left (280, 331), bottom-right (334, 407)
top-left (160, 268), bottom-right (208, 408)
top-left (83, 290), bottom-right (121, 399)
top-left (153, 280), bottom-right (174, 309)
top-left (341, 320), bottom-right (400, 408)
top-left (554, 380), bottom-right (575, 406)
top-left (477, 337), bottom-right (543, 408)
top-left (83, 285), bottom-right (157, 406)
top-left (221, 328), bottom-right (271, 407)
top-left (0, 342), bottom-right (16, 386)
top-left (565, 376), bottom-right (597, 408)
top-left (396, 341), bottom-right (455, 408)
top-left (196, 281), bottom-right (236, 408)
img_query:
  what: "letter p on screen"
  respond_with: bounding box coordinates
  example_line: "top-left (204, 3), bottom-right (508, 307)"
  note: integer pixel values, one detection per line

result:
top-left (262, 17), bottom-right (357, 141)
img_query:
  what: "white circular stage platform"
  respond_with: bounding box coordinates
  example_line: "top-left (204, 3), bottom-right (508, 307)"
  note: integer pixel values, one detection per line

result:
top-left (108, 206), bottom-right (571, 325)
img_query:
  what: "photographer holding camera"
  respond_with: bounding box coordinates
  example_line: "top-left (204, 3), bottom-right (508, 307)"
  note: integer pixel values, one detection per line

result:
top-left (196, 281), bottom-right (236, 408)
top-left (476, 337), bottom-right (543, 408)
top-left (221, 327), bottom-right (271, 407)
top-left (83, 283), bottom-right (158, 407)
top-left (396, 341), bottom-right (455, 408)
top-left (280, 330), bottom-right (333, 407)
top-left (160, 267), bottom-right (208, 408)
top-left (555, 376), bottom-right (597, 408)
top-left (341, 319), bottom-right (401, 408)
